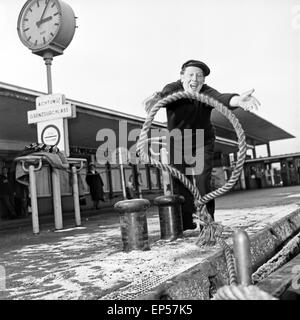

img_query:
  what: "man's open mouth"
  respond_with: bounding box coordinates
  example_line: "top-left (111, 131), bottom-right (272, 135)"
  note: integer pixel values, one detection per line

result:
top-left (190, 83), bottom-right (198, 91)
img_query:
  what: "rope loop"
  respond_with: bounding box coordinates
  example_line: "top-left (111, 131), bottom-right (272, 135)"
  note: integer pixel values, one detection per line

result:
top-left (137, 91), bottom-right (247, 248)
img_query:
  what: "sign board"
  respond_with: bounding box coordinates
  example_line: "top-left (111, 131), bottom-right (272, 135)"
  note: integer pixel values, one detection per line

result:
top-left (28, 104), bottom-right (75, 124)
top-left (37, 119), bottom-right (69, 156)
top-left (41, 124), bottom-right (61, 145)
top-left (28, 93), bottom-right (76, 157)
top-left (36, 93), bottom-right (65, 109)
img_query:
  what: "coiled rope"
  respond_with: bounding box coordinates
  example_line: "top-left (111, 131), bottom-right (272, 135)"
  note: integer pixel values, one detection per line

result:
top-left (213, 285), bottom-right (277, 300)
top-left (137, 91), bottom-right (247, 285)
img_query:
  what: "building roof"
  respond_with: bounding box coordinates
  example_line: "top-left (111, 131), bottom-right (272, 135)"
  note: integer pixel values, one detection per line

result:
top-left (0, 81), bottom-right (295, 156)
top-left (211, 108), bottom-right (294, 146)
top-left (245, 152), bottom-right (300, 163)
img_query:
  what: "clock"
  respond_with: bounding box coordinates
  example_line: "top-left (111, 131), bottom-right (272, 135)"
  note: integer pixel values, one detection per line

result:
top-left (17, 0), bottom-right (76, 57)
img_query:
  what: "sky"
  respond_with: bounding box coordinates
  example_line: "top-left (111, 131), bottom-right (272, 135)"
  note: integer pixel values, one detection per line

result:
top-left (0, 0), bottom-right (299, 157)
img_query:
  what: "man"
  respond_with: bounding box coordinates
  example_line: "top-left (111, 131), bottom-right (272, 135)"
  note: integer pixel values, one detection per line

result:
top-left (144, 59), bottom-right (260, 230)
top-left (86, 163), bottom-right (105, 210)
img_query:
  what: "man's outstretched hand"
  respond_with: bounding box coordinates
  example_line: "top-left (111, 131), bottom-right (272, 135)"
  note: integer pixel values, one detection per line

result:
top-left (230, 88), bottom-right (261, 111)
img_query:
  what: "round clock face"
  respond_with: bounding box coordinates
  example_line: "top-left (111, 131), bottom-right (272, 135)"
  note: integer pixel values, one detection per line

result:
top-left (18, 0), bottom-right (62, 50)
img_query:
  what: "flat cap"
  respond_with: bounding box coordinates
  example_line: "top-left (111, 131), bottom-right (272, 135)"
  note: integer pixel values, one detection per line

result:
top-left (181, 59), bottom-right (210, 76)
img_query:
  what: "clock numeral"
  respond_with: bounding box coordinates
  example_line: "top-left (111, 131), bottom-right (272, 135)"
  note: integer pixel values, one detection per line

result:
top-left (53, 12), bottom-right (60, 16)
top-left (36, 0), bottom-right (40, 8)
top-left (29, 7), bottom-right (32, 12)
top-left (43, 36), bottom-right (46, 44)
top-left (24, 27), bottom-right (29, 32)
top-left (50, 32), bottom-right (54, 37)
top-left (35, 40), bottom-right (38, 46)
top-left (51, 2), bottom-right (56, 8)
top-left (54, 23), bottom-right (59, 26)
top-left (27, 36), bottom-right (32, 42)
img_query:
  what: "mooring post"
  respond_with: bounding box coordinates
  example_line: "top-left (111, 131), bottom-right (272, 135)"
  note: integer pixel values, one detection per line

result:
top-left (233, 229), bottom-right (252, 286)
top-left (154, 195), bottom-right (184, 241)
top-left (114, 198), bottom-right (151, 252)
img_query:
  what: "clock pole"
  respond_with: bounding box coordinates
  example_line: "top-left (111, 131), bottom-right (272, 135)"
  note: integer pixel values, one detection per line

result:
top-left (17, 0), bottom-right (77, 233)
top-left (43, 51), bottom-right (54, 94)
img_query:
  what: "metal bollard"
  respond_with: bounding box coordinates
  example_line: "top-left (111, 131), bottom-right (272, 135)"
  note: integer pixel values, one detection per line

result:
top-left (114, 199), bottom-right (150, 252)
top-left (233, 229), bottom-right (253, 286)
top-left (154, 195), bottom-right (184, 241)
top-left (71, 165), bottom-right (81, 227)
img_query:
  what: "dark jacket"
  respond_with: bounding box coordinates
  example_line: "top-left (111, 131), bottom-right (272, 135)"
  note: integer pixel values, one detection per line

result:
top-left (86, 171), bottom-right (104, 201)
top-left (160, 80), bottom-right (238, 145)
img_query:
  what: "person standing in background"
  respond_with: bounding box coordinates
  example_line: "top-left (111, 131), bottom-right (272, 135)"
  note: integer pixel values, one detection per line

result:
top-left (86, 163), bottom-right (105, 210)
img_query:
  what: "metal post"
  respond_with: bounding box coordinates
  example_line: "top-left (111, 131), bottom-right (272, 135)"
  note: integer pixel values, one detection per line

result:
top-left (240, 168), bottom-right (246, 190)
top-left (233, 229), bottom-right (252, 286)
top-left (28, 165), bottom-right (39, 234)
top-left (71, 165), bottom-right (81, 226)
top-left (160, 148), bottom-right (173, 196)
top-left (119, 148), bottom-right (127, 199)
top-left (51, 168), bottom-right (63, 230)
top-left (43, 51), bottom-right (53, 94)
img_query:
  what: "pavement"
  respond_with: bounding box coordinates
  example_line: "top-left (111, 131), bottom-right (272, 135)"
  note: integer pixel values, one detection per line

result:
top-left (0, 186), bottom-right (300, 300)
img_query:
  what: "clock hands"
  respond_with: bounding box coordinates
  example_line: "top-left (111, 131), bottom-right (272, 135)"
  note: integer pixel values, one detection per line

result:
top-left (36, 15), bottom-right (53, 27)
top-left (36, 0), bottom-right (51, 28)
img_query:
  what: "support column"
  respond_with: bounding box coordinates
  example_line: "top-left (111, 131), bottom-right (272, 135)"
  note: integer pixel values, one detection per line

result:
top-left (29, 165), bottom-right (39, 234)
top-left (71, 165), bottom-right (81, 226)
top-left (51, 168), bottom-right (63, 230)
top-left (252, 147), bottom-right (257, 159)
top-left (266, 143), bottom-right (271, 157)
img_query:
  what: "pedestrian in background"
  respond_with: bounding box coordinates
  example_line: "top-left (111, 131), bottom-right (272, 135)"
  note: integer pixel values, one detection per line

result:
top-left (86, 163), bottom-right (105, 210)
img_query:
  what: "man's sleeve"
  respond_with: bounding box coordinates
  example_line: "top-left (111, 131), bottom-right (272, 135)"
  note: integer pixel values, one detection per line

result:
top-left (160, 80), bottom-right (183, 98)
top-left (203, 84), bottom-right (239, 109)
top-left (143, 80), bottom-right (182, 111)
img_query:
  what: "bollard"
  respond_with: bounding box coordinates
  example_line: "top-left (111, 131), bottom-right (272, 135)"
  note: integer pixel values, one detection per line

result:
top-left (154, 195), bottom-right (184, 241)
top-left (114, 199), bottom-right (150, 252)
top-left (233, 229), bottom-right (252, 286)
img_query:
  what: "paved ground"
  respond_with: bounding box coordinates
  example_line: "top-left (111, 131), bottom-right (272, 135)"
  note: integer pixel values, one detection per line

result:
top-left (0, 186), bottom-right (299, 300)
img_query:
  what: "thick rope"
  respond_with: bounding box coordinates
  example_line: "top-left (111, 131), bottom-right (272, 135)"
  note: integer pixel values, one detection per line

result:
top-left (213, 285), bottom-right (277, 300)
top-left (137, 91), bottom-right (246, 230)
top-left (137, 91), bottom-right (247, 285)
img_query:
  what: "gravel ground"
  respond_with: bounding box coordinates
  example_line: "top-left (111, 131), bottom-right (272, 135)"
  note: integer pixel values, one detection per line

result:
top-left (0, 186), bottom-right (299, 300)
